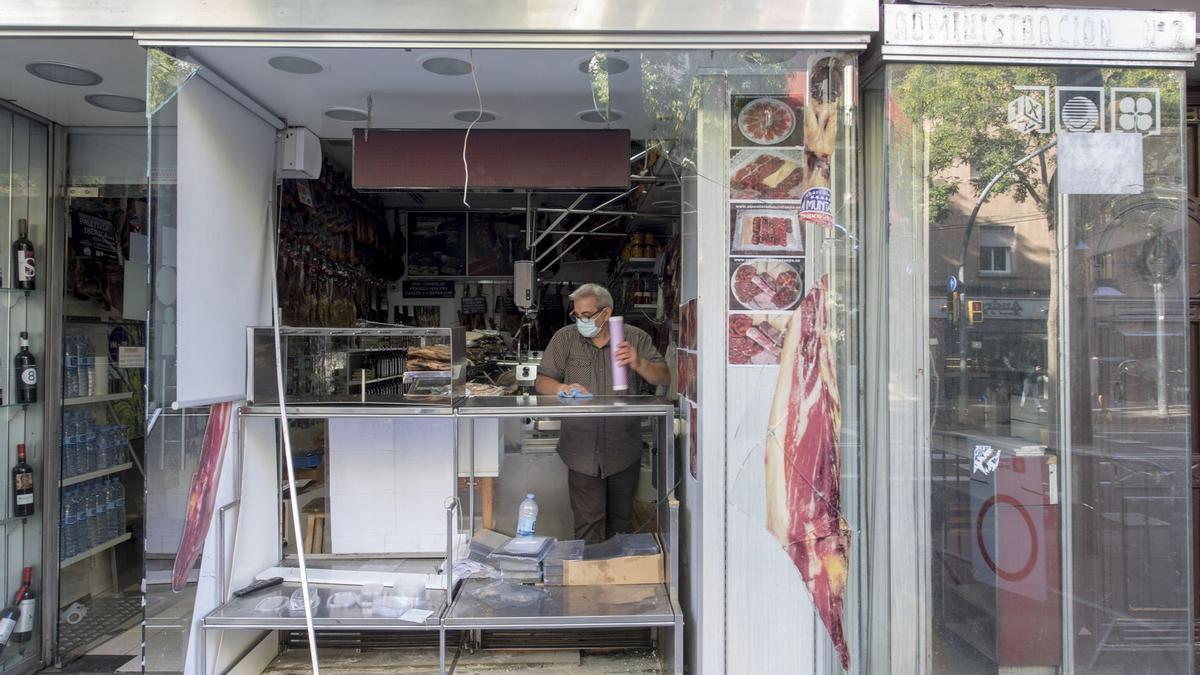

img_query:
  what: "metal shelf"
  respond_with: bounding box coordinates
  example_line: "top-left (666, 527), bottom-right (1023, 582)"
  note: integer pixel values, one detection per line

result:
top-left (60, 532), bottom-right (131, 568)
top-left (350, 374), bottom-right (406, 386)
top-left (64, 392), bottom-right (133, 407)
top-left (60, 462), bottom-right (133, 488)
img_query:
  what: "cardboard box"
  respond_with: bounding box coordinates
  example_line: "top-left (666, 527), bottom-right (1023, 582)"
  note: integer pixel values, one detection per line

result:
top-left (562, 553), bottom-right (664, 586)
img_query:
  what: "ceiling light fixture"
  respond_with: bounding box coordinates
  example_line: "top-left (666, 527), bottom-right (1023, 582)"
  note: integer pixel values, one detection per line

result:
top-left (578, 108), bottom-right (624, 124)
top-left (25, 62), bottom-right (102, 86)
top-left (267, 55), bottom-right (325, 75)
top-left (84, 94), bottom-right (145, 113)
top-left (452, 110), bottom-right (496, 123)
top-left (324, 107), bottom-right (369, 122)
top-left (740, 50), bottom-right (798, 65)
top-left (421, 57), bottom-right (474, 77)
top-left (577, 56), bottom-right (630, 75)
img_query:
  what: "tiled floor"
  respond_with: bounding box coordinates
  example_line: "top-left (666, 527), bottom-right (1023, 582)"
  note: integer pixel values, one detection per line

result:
top-left (67, 583), bottom-right (197, 674)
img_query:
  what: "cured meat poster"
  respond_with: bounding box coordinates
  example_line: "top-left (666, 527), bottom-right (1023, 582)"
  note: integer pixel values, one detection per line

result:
top-left (730, 257), bottom-right (803, 312)
top-left (729, 149), bottom-right (806, 202)
top-left (731, 205), bottom-right (805, 256)
top-left (728, 313), bottom-right (789, 366)
top-left (687, 400), bottom-right (698, 481)
top-left (677, 298), bottom-right (698, 403)
top-left (731, 95), bottom-right (803, 148)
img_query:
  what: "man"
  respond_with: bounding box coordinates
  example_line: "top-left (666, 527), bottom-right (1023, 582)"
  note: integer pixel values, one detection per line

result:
top-left (536, 283), bottom-right (671, 543)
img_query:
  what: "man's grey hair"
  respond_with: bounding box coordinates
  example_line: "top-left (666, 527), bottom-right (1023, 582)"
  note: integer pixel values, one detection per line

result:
top-left (569, 283), bottom-right (613, 309)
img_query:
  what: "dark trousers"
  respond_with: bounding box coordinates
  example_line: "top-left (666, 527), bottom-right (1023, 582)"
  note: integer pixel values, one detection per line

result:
top-left (567, 461), bottom-right (640, 544)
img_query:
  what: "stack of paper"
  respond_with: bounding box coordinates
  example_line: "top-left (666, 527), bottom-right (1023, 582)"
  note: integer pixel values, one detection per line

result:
top-left (543, 539), bottom-right (584, 585)
top-left (487, 535), bottom-right (555, 583)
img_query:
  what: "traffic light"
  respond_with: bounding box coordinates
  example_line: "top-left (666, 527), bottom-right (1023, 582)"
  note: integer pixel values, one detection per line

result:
top-left (968, 300), bottom-right (984, 324)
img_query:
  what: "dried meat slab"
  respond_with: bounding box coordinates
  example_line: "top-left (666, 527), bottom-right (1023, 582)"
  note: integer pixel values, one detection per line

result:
top-left (173, 401), bottom-right (235, 592)
top-left (764, 276), bottom-right (850, 670)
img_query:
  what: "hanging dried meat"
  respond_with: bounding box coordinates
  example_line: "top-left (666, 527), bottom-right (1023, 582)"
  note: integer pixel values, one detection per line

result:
top-left (172, 401), bottom-right (236, 592)
top-left (764, 276), bottom-right (850, 670)
top-left (798, 56), bottom-right (842, 229)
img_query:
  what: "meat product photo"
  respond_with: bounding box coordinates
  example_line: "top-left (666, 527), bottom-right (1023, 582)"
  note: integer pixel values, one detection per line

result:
top-left (764, 275), bottom-right (850, 670)
top-left (173, 401), bottom-right (236, 593)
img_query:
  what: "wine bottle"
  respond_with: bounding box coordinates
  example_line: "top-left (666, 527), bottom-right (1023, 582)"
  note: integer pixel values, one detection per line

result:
top-left (0, 586), bottom-right (25, 656)
top-left (12, 219), bottom-right (33, 291)
top-left (12, 567), bottom-right (33, 643)
top-left (14, 333), bottom-right (36, 405)
top-left (11, 444), bottom-right (32, 518)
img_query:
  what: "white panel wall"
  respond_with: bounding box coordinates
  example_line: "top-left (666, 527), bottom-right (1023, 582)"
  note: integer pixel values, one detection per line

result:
top-left (176, 78), bottom-right (275, 406)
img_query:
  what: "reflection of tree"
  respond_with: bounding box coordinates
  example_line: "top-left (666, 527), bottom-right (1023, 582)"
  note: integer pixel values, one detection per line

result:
top-left (892, 65), bottom-right (1056, 223)
top-left (147, 48), bottom-right (199, 116)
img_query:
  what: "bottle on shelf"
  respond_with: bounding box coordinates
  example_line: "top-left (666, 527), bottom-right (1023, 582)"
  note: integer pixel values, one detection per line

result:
top-left (64, 335), bottom-right (79, 399)
top-left (12, 218), bottom-right (34, 291)
top-left (86, 481), bottom-right (103, 549)
top-left (79, 337), bottom-right (94, 397)
top-left (111, 477), bottom-right (125, 538)
top-left (0, 586), bottom-right (26, 657)
top-left (60, 488), bottom-right (78, 559)
top-left (12, 567), bottom-right (34, 644)
top-left (14, 332), bottom-right (36, 405)
top-left (11, 444), bottom-right (33, 518)
top-left (516, 493), bottom-right (539, 538)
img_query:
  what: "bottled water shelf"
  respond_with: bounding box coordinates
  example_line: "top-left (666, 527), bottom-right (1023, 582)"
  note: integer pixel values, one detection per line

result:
top-left (61, 531), bottom-right (130, 568)
top-left (64, 392), bottom-right (133, 407)
top-left (60, 462), bottom-right (133, 488)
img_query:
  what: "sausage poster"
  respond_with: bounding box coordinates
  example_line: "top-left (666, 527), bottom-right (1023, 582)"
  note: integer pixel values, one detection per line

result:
top-left (764, 276), bottom-right (850, 670)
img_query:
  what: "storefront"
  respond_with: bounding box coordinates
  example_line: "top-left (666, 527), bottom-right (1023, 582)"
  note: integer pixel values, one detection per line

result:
top-left (0, 2), bottom-right (1194, 675)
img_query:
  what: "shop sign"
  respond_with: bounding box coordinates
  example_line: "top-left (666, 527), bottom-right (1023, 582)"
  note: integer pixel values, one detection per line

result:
top-left (885, 6), bottom-right (1193, 53)
top-left (930, 297), bottom-right (1049, 320)
top-left (402, 279), bottom-right (455, 299)
top-left (71, 212), bottom-right (121, 262)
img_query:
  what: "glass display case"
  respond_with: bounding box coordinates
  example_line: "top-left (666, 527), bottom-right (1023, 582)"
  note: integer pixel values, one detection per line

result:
top-left (246, 327), bottom-right (467, 406)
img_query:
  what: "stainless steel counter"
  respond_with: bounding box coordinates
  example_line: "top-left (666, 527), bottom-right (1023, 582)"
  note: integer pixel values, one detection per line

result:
top-left (457, 395), bottom-right (674, 418)
top-left (203, 582), bottom-right (446, 630)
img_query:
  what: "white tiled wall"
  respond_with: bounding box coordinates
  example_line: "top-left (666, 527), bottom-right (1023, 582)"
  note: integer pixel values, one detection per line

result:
top-left (328, 418), bottom-right (455, 555)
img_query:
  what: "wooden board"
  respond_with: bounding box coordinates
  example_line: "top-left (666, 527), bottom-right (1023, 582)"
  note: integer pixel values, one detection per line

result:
top-left (562, 553), bottom-right (664, 586)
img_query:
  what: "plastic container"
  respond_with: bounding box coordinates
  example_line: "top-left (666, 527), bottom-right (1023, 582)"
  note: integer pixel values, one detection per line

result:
top-left (516, 493), bottom-right (538, 538)
top-left (326, 591), bottom-right (360, 617)
top-left (288, 588), bottom-right (320, 616)
top-left (372, 593), bottom-right (415, 618)
top-left (608, 316), bottom-right (628, 391)
top-left (359, 582), bottom-right (383, 610)
top-left (253, 596), bottom-right (288, 615)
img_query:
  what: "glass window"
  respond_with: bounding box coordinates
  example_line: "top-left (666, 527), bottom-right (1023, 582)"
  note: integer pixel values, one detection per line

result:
top-left (881, 63), bottom-right (1192, 674)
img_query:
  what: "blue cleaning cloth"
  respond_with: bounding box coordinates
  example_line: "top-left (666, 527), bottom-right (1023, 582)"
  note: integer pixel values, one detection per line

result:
top-left (557, 386), bottom-right (594, 399)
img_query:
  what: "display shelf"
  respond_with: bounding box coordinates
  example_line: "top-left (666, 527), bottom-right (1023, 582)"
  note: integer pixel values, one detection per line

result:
top-left (60, 532), bottom-right (131, 568)
top-left (0, 288), bottom-right (39, 297)
top-left (632, 303), bottom-right (658, 310)
top-left (444, 581), bottom-right (675, 629)
top-left (619, 257), bottom-right (658, 275)
top-left (64, 391), bottom-right (133, 407)
top-left (60, 462), bottom-right (133, 488)
top-left (204, 582), bottom-right (447, 630)
top-left (352, 374), bottom-right (406, 386)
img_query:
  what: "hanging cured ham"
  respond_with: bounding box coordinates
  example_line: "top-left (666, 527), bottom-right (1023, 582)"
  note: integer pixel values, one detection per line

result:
top-left (172, 401), bottom-right (236, 592)
top-left (764, 276), bottom-right (850, 670)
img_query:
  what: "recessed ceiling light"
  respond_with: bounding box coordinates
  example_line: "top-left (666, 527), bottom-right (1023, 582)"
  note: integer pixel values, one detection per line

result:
top-left (268, 55), bottom-right (324, 75)
top-left (324, 107), bottom-right (368, 122)
top-left (577, 56), bottom-right (630, 75)
top-left (452, 110), bottom-right (497, 123)
top-left (421, 57), bottom-right (473, 77)
top-left (84, 94), bottom-right (145, 113)
top-left (25, 62), bottom-right (102, 86)
top-left (578, 108), bottom-right (623, 124)
top-left (740, 50), bottom-right (797, 65)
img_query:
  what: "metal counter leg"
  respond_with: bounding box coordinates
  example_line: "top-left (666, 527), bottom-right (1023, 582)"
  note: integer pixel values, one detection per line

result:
top-left (439, 627), bottom-right (445, 675)
top-left (198, 625), bottom-right (207, 675)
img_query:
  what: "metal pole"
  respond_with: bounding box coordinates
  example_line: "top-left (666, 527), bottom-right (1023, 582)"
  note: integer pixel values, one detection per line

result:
top-left (530, 193), bottom-right (588, 249)
top-left (536, 217), bottom-right (623, 268)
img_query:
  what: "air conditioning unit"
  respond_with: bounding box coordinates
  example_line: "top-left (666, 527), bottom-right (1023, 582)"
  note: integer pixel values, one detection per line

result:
top-left (280, 127), bottom-right (322, 179)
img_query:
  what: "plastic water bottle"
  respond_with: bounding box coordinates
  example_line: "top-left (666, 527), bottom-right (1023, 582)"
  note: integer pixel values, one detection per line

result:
top-left (112, 478), bottom-right (125, 537)
top-left (63, 336), bottom-right (77, 399)
top-left (96, 425), bottom-right (110, 470)
top-left (67, 412), bottom-right (81, 476)
top-left (83, 335), bottom-right (93, 396)
top-left (61, 488), bottom-right (79, 558)
top-left (516, 493), bottom-right (538, 537)
top-left (102, 478), bottom-right (117, 539)
top-left (82, 482), bottom-right (98, 548)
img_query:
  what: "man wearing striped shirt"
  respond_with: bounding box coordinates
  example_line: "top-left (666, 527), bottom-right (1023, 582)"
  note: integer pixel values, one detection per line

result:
top-left (535, 284), bottom-right (671, 543)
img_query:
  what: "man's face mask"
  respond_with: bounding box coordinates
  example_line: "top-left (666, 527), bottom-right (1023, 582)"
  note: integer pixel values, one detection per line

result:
top-left (572, 307), bottom-right (607, 338)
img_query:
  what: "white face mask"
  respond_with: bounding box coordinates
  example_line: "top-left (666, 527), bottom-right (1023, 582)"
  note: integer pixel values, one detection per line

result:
top-left (574, 309), bottom-right (605, 338)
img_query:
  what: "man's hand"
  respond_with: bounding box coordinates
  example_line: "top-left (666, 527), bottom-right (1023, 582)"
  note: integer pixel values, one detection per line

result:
top-left (613, 341), bottom-right (640, 370)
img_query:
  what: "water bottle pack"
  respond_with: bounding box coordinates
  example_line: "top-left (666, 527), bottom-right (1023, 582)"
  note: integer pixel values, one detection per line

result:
top-left (63, 334), bottom-right (95, 399)
top-left (61, 410), bottom-right (128, 479)
top-left (59, 476), bottom-right (125, 560)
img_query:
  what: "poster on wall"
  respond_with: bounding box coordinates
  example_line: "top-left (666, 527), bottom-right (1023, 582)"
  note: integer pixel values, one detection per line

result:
top-left (730, 205), bottom-right (805, 256)
top-left (729, 149), bottom-right (805, 201)
top-left (407, 212), bottom-right (466, 276)
top-left (729, 257), bottom-right (803, 312)
top-left (467, 212), bottom-right (529, 276)
top-left (728, 313), bottom-right (789, 366)
top-left (731, 95), bottom-right (804, 148)
top-left (680, 298), bottom-right (696, 351)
